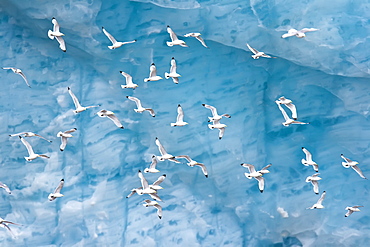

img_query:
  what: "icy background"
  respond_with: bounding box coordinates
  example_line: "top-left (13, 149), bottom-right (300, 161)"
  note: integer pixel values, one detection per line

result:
top-left (0, 0), bottom-right (370, 246)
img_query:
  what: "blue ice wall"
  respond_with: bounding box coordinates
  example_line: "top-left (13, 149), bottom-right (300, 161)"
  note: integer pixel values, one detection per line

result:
top-left (0, 0), bottom-right (370, 246)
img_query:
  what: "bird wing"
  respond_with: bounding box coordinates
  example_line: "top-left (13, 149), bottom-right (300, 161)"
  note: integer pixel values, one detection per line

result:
top-left (102, 27), bottom-right (117, 44)
top-left (149, 64), bottom-right (157, 77)
top-left (301, 28), bottom-right (319, 33)
top-left (352, 205), bottom-right (364, 208)
top-left (155, 138), bottom-right (168, 156)
top-left (352, 165), bottom-right (366, 179)
top-left (55, 36), bottom-right (66, 52)
top-left (126, 190), bottom-right (137, 198)
top-left (149, 193), bottom-right (162, 201)
top-left (311, 180), bottom-right (319, 194)
top-left (149, 156), bottom-right (158, 169)
top-left (60, 136), bottom-right (68, 151)
top-left (242, 163), bottom-right (256, 173)
top-left (18, 71), bottom-right (30, 87)
top-left (0, 182), bottom-right (11, 194)
top-left (195, 36), bottom-right (208, 48)
top-left (152, 174), bottom-right (166, 186)
top-left (345, 210), bottom-right (353, 217)
top-left (341, 154), bottom-right (353, 163)
top-left (167, 26), bottom-right (179, 41)
top-left (120, 71), bottom-right (133, 85)
top-left (285, 103), bottom-right (297, 119)
top-left (218, 127), bottom-right (225, 139)
top-left (34, 134), bottom-right (52, 142)
top-left (170, 58), bottom-right (177, 74)
top-left (145, 108), bottom-right (156, 117)
top-left (153, 204), bottom-right (163, 219)
top-left (64, 128), bottom-right (77, 134)
top-left (255, 176), bottom-right (265, 192)
top-left (302, 147), bottom-right (313, 162)
top-left (261, 163), bottom-right (272, 171)
top-left (19, 136), bottom-right (35, 156)
top-left (68, 87), bottom-right (82, 109)
top-left (9, 132), bottom-right (28, 137)
top-left (172, 77), bottom-right (179, 84)
top-left (54, 179), bottom-right (64, 194)
top-left (175, 155), bottom-right (192, 162)
top-left (277, 103), bottom-right (290, 121)
top-left (203, 104), bottom-right (218, 117)
top-left (246, 43), bottom-right (259, 55)
top-left (106, 114), bottom-right (123, 128)
top-left (175, 104), bottom-right (184, 122)
top-left (317, 191), bottom-right (326, 204)
top-left (127, 96), bottom-right (142, 108)
top-left (195, 163), bottom-right (208, 177)
top-left (2, 67), bottom-right (15, 70)
top-left (138, 170), bottom-right (149, 189)
top-left (52, 18), bottom-right (60, 33)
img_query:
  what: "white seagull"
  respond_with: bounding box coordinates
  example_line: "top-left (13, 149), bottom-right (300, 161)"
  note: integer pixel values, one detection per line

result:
top-left (241, 163), bottom-right (271, 193)
top-left (126, 96), bottom-right (155, 117)
top-left (0, 181), bottom-right (11, 194)
top-left (164, 57), bottom-right (181, 84)
top-left (18, 136), bottom-right (49, 161)
top-left (48, 18), bottom-right (66, 52)
top-left (208, 119), bottom-right (227, 140)
top-left (166, 25), bottom-right (188, 47)
top-left (176, 155), bottom-right (208, 177)
top-left (305, 173), bottom-right (321, 194)
top-left (307, 191), bottom-right (326, 209)
top-left (155, 137), bottom-right (180, 163)
top-left (57, 128), bottom-right (77, 151)
top-left (184, 32), bottom-right (208, 48)
top-left (282, 28), bottom-right (319, 38)
top-left (9, 132), bottom-right (52, 142)
top-left (246, 43), bottom-right (275, 59)
top-left (302, 147), bottom-right (319, 172)
top-left (171, 104), bottom-right (188, 127)
top-left (345, 206), bottom-right (363, 217)
top-left (277, 104), bottom-right (308, 126)
top-left (275, 96), bottom-right (297, 120)
top-left (144, 63), bottom-right (163, 82)
top-left (97, 109), bottom-right (124, 129)
top-left (48, 179), bottom-right (64, 201)
top-left (341, 154), bottom-right (366, 179)
top-left (2, 67), bottom-right (30, 87)
top-left (202, 103), bottom-right (231, 122)
top-left (68, 87), bottom-right (100, 113)
top-left (142, 199), bottom-right (163, 219)
top-left (102, 27), bottom-right (136, 49)
top-left (0, 217), bottom-right (21, 235)
top-left (144, 155), bottom-right (160, 173)
top-left (120, 71), bottom-right (138, 89)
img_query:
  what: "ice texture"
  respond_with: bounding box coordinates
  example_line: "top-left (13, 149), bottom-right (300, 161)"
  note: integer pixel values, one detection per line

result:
top-left (0, 0), bottom-right (370, 246)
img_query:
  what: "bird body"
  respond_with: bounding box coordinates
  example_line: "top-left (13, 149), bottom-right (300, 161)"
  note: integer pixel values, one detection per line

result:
top-left (166, 26), bottom-right (188, 47)
top-left (171, 104), bottom-right (188, 126)
top-left (120, 71), bottom-right (138, 89)
top-left (19, 136), bottom-right (49, 161)
top-left (102, 27), bottom-right (136, 49)
top-left (48, 18), bottom-right (66, 51)
top-left (341, 154), bottom-right (366, 179)
top-left (144, 63), bottom-right (162, 82)
top-left (57, 128), bottom-right (77, 151)
top-left (184, 32), bottom-right (208, 48)
top-left (282, 28), bottom-right (318, 38)
top-left (48, 179), bottom-right (64, 201)
top-left (165, 57), bottom-right (181, 84)
top-left (126, 96), bottom-right (155, 117)
top-left (97, 109), bottom-right (124, 129)
top-left (301, 147), bottom-right (319, 172)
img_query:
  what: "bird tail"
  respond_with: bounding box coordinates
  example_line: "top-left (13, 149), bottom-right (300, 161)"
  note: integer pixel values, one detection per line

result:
top-left (166, 41), bottom-right (173, 47)
top-left (244, 173), bottom-right (253, 179)
top-left (48, 30), bottom-right (55, 40)
top-left (342, 162), bottom-right (350, 168)
top-left (165, 72), bottom-right (170, 79)
top-left (108, 45), bottom-right (114, 49)
top-left (144, 78), bottom-right (149, 82)
top-left (170, 123), bottom-right (176, 127)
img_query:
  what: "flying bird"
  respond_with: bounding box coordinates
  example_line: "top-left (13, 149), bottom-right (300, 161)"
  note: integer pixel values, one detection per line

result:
top-left (0, 217), bottom-right (21, 235)
top-left (277, 104), bottom-right (309, 126)
top-left (164, 57), bottom-right (181, 84)
top-left (307, 191), bottom-right (326, 209)
top-left (142, 199), bottom-right (163, 219)
top-left (155, 137), bottom-right (180, 163)
top-left (9, 132), bottom-right (52, 142)
top-left (305, 173), bottom-right (322, 194)
top-left (275, 96), bottom-right (297, 119)
top-left (57, 128), bottom-right (77, 151)
top-left (184, 32), bottom-right (208, 48)
top-left (166, 26), bottom-right (188, 47)
top-left (68, 87), bottom-right (100, 113)
top-left (208, 119), bottom-right (227, 140)
top-left (282, 28), bottom-right (319, 38)
top-left (302, 147), bottom-right (319, 172)
top-left (341, 154), bottom-right (366, 179)
top-left (18, 136), bottom-right (49, 161)
top-left (126, 96), bottom-right (155, 117)
top-left (126, 174), bottom-right (166, 201)
top-left (0, 181), bottom-right (11, 194)
top-left (137, 170), bottom-right (157, 195)
top-left (120, 71), bottom-right (138, 89)
top-left (48, 18), bottom-right (66, 51)
top-left (144, 63), bottom-right (163, 82)
top-left (97, 109), bottom-right (124, 129)
top-left (202, 104), bottom-right (231, 122)
top-left (144, 155), bottom-right (160, 173)
top-left (241, 163), bottom-right (272, 193)
top-left (2, 67), bottom-right (30, 87)
top-left (345, 206), bottom-right (363, 217)
top-left (171, 104), bottom-right (188, 126)
top-left (102, 27), bottom-right (136, 49)
top-left (48, 179), bottom-right (64, 201)
top-left (176, 155), bottom-right (208, 177)
top-left (246, 43), bottom-right (275, 59)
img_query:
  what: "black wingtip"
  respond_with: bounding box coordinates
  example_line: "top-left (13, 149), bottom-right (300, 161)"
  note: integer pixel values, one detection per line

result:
top-left (102, 26), bottom-right (104, 29)
top-left (323, 191), bottom-right (326, 193)
top-left (52, 17), bottom-right (56, 20)
top-left (202, 103), bottom-right (205, 106)
top-left (340, 154), bottom-right (343, 156)
top-left (178, 104), bottom-right (181, 107)
top-left (240, 163), bottom-right (244, 166)
top-left (205, 175), bottom-right (208, 178)
top-left (73, 128), bottom-right (77, 130)
top-left (119, 71), bottom-right (123, 73)
top-left (120, 126), bottom-right (124, 129)
top-left (219, 137), bottom-right (222, 140)
top-left (260, 190), bottom-right (263, 193)
top-left (61, 179), bottom-right (64, 181)
top-left (67, 87), bottom-right (70, 90)
top-left (138, 170), bottom-right (141, 172)
top-left (151, 63), bottom-right (155, 65)
top-left (171, 57), bottom-right (175, 59)
top-left (167, 25), bottom-right (170, 27)
top-left (60, 149), bottom-right (64, 151)
top-left (152, 115), bottom-right (155, 117)
top-left (163, 174), bottom-right (166, 177)
top-left (126, 96), bottom-right (129, 98)
top-left (159, 216), bottom-right (162, 219)
top-left (155, 137), bottom-right (158, 140)
top-left (152, 155), bottom-right (156, 158)
top-left (8, 135), bottom-right (11, 136)
top-left (302, 147), bottom-right (305, 149)
top-left (126, 196), bottom-right (129, 198)
top-left (18, 136), bottom-right (22, 139)
top-left (345, 215), bottom-right (348, 217)
top-left (315, 192), bottom-right (319, 195)
top-left (134, 39), bottom-right (137, 42)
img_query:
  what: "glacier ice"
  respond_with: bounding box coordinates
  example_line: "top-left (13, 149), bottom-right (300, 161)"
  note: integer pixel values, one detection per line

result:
top-left (0, 0), bottom-right (370, 246)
